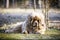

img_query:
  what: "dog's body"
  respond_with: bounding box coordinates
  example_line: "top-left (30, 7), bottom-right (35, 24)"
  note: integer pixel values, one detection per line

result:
top-left (5, 12), bottom-right (46, 34)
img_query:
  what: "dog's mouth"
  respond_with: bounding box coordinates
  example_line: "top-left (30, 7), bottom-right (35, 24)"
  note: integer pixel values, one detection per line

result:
top-left (32, 26), bottom-right (40, 30)
top-left (33, 25), bottom-right (38, 27)
top-left (31, 26), bottom-right (41, 34)
top-left (32, 21), bottom-right (39, 27)
top-left (32, 24), bottom-right (38, 29)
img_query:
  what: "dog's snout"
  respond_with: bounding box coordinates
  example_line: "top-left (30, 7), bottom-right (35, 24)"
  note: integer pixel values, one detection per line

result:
top-left (33, 21), bottom-right (38, 27)
top-left (35, 23), bottom-right (37, 25)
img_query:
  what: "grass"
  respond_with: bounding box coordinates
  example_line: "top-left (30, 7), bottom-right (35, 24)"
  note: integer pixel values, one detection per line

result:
top-left (45, 29), bottom-right (60, 35)
top-left (0, 25), bottom-right (60, 40)
top-left (0, 29), bottom-right (60, 40)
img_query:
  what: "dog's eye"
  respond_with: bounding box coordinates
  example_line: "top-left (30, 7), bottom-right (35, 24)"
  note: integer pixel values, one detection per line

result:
top-left (38, 20), bottom-right (40, 22)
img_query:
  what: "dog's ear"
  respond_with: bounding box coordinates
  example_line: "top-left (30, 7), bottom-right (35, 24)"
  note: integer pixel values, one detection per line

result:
top-left (27, 14), bottom-right (32, 22)
top-left (27, 15), bottom-right (31, 19)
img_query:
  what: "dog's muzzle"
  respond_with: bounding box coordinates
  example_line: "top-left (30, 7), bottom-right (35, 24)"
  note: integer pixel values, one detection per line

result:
top-left (33, 21), bottom-right (38, 27)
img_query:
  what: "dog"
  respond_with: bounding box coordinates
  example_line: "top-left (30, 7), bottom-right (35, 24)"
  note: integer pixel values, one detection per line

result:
top-left (5, 12), bottom-right (46, 34)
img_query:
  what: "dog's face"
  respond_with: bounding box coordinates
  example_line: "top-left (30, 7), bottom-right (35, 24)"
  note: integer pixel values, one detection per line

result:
top-left (30, 16), bottom-right (41, 30)
top-left (27, 15), bottom-right (43, 33)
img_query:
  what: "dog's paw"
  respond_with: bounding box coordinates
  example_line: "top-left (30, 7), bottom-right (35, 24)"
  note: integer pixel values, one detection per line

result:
top-left (22, 31), bottom-right (28, 34)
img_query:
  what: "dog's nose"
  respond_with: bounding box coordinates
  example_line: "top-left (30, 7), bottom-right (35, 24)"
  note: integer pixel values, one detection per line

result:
top-left (33, 21), bottom-right (38, 27)
top-left (35, 23), bottom-right (37, 26)
top-left (38, 28), bottom-right (40, 30)
top-left (33, 23), bottom-right (38, 27)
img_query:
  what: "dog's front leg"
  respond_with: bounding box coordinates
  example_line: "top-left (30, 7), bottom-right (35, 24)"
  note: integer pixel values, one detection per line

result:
top-left (22, 31), bottom-right (28, 34)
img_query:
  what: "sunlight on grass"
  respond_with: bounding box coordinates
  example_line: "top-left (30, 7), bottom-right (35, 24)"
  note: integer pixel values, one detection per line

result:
top-left (0, 29), bottom-right (60, 39)
top-left (45, 29), bottom-right (60, 35)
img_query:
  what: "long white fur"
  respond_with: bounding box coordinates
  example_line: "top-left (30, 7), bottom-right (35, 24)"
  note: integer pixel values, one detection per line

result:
top-left (28, 11), bottom-right (46, 34)
top-left (5, 22), bottom-right (23, 33)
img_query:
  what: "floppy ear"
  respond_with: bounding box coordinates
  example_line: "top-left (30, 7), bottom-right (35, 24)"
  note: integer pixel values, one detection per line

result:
top-left (27, 14), bottom-right (32, 22)
top-left (25, 14), bottom-right (31, 27)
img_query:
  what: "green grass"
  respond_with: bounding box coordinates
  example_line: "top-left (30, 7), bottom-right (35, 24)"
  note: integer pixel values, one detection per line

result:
top-left (45, 29), bottom-right (60, 35)
top-left (0, 25), bottom-right (60, 39)
top-left (0, 29), bottom-right (60, 40)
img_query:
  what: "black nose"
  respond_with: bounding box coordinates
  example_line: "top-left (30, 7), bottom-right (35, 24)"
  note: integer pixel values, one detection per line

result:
top-left (38, 28), bottom-right (40, 30)
top-left (35, 23), bottom-right (37, 25)
top-left (33, 23), bottom-right (38, 27)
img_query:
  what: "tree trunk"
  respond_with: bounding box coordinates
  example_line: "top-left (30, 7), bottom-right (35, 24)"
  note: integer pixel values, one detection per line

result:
top-left (34, 0), bottom-right (36, 9)
top-left (6, 0), bottom-right (9, 8)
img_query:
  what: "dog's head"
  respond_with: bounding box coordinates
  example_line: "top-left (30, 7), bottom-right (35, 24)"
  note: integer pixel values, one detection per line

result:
top-left (29, 16), bottom-right (41, 30)
top-left (26, 12), bottom-right (45, 34)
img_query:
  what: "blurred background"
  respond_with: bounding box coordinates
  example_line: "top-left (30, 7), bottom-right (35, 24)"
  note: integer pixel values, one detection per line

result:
top-left (0, 0), bottom-right (60, 30)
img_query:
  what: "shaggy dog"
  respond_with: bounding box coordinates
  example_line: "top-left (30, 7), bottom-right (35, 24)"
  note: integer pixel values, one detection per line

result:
top-left (5, 12), bottom-right (46, 34)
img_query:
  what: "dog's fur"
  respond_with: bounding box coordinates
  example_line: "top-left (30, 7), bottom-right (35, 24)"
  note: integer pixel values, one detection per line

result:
top-left (5, 12), bottom-right (46, 34)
